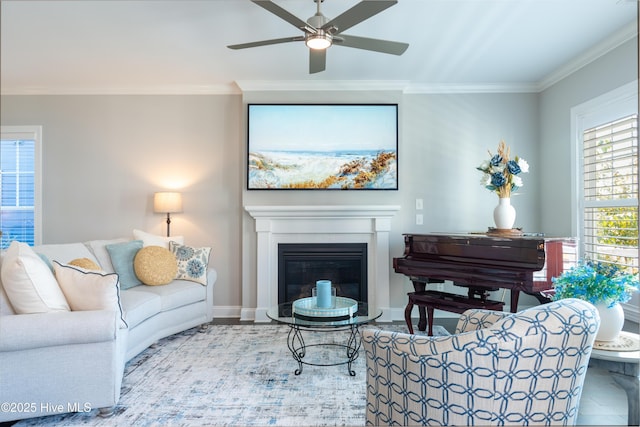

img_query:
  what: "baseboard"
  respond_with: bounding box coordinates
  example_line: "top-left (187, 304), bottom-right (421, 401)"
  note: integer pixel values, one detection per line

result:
top-left (213, 306), bottom-right (243, 319)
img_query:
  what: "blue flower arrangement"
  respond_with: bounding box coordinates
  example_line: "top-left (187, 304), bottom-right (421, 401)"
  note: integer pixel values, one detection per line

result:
top-left (551, 259), bottom-right (639, 307)
top-left (477, 140), bottom-right (529, 198)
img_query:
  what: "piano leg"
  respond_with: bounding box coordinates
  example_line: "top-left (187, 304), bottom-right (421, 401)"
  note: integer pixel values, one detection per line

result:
top-left (510, 290), bottom-right (520, 313)
top-left (404, 300), bottom-right (415, 334)
top-left (404, 295), bottom-right (434, 336)
top-left (417, 307), bottom-right (427, 331)
top-left (410, 279), bottom-right (428, 332)
top-left (427, 307), bottom-right (435, 337)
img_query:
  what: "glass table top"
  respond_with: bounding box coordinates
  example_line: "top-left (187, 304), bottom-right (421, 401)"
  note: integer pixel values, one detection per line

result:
top-left (267, 301), bottom-right (382, 328)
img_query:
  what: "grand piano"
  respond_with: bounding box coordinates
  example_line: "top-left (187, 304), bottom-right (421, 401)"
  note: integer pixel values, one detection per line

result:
top-left (394, 233), bottom-right (576, 334)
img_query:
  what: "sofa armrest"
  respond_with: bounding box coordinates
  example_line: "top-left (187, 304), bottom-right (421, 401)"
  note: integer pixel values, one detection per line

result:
top-left (454, 308), bottom-right (512, 333)
top-left (207, 267), bottom-right (217, 288)
top-left (204, 267), bottom-right (217, 321)
top-left (0, 310), bottom-right (119, 352)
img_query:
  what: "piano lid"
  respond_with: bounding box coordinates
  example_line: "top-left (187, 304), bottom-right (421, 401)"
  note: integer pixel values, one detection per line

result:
top-left (400, 233), bottom-right (546, 271)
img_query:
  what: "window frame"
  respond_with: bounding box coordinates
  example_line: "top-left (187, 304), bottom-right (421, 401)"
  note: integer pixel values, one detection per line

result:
top-left (582, 114), bottom-right (637, 269)
top-left (571, 81), bottom-right (638, 258)
top-left (0, 125), bottom-right (43, 246)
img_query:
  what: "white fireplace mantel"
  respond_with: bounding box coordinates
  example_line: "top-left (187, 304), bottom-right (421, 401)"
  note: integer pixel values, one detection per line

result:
top-left (245, 205), bottom-right (400, 322)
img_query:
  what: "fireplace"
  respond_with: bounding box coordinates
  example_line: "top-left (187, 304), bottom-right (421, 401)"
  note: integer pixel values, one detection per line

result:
top-left (278, 243), bottom-right (368, 304)
top-left (244, 205), bottom-right (400, 322)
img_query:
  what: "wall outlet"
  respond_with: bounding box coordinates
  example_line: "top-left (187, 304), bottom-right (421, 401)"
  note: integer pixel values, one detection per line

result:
top-left (415, 198), bottom-right (423, 210)
top-left (416, 214), bottom-right (423, 225)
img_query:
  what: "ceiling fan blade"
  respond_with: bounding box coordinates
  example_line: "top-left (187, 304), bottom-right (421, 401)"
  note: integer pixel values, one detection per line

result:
top-left (251, 0), bottom-right (315, 33)
top-left (322, 0), bottom-right (397, 34)
top-left (227, 36), bottom-right (303, 50)
top-left (309, 49), bottom-right (326, 74)
top-left (335, 34), bottom-right (408, 55)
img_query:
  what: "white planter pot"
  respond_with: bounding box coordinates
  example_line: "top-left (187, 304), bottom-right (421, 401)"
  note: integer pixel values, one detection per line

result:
top-left (594, 302), bottom-right (624, 342)
top-left (493, 197), bottom-right (516, 230)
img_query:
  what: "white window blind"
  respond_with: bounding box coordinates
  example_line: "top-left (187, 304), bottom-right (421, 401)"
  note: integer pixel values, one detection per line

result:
top-left (582, 114), bottom-right (638, 273)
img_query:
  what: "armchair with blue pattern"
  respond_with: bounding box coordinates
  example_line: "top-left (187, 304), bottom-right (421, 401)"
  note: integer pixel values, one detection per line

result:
top-left (362, 298), bottom-right (600, 426)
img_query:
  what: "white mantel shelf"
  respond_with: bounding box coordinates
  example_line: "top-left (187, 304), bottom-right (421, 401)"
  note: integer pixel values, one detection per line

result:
top-left (244, 205), bottom-right (400, 323)
top-left (245, 205), bottom-right (402, 218)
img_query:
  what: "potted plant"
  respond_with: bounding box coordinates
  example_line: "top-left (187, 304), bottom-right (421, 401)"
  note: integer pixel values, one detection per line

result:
top-left (552, 259), bottom-right (638, 341)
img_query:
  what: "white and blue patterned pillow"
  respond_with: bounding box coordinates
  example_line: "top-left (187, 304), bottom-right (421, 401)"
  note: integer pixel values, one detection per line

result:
top-left (169, 242), bottom-right (211, 286)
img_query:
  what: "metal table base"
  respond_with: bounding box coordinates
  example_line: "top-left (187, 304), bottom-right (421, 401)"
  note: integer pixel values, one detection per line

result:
top-left (286, 324), bottom-right (362, 376)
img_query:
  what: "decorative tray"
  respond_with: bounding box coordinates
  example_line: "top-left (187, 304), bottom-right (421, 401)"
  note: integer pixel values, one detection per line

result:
top-left (292, 297), bottom-right (358, 321)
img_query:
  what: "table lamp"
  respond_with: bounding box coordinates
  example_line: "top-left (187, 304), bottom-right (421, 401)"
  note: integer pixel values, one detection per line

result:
top-left (154, 192), bottom-right (183, 237)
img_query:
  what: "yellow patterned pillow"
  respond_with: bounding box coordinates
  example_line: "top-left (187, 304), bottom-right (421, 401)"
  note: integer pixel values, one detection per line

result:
top-left (133, 246), bottom-right (177, 286)
top-left (68, 258), bottom-right (101, 271)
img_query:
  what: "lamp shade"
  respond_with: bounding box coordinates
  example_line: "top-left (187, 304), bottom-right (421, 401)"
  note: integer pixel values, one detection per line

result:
top-left (154, 192), bottom-right (183, 213)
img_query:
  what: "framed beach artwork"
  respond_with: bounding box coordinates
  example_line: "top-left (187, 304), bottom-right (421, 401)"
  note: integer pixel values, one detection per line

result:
top-left (247, 104), bottom-right (398, 190)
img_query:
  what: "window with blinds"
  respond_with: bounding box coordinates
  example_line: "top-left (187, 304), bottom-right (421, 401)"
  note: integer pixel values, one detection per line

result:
top-left (582, 114), bottom-right (638, 274)
top-left (1, 126), bottom-right (40, 249)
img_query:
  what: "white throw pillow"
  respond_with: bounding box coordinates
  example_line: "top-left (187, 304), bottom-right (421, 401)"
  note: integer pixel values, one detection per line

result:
top-left (53, 261), bottom-right (126, 327)
top-left (133, 229), bottom-right (184, 249)
top-left (0, 241), bottom-right (70, 313)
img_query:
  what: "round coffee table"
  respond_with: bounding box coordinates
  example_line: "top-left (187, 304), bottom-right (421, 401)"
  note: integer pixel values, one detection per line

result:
top-left (267, 301), bottom-right (382, 376)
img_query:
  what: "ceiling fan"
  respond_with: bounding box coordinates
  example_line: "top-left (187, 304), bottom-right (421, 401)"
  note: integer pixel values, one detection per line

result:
top-left (227, 0), bottom-right (409, 74)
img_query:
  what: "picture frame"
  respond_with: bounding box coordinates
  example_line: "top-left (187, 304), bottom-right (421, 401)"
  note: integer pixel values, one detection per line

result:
top-left (247, 104), bottom-right (398, 190)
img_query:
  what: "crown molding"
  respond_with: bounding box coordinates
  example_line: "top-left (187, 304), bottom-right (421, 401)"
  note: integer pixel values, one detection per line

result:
top-left (538, 21), bottom-right (638, 92)
top-left (234, 80), bottom-right (410, 92)
top-left (235, 80), bottom-right (541, 94)
top-left (0, 84), bottom-right (242, 96)
top-left (403, 83), bottom-right (540, 94)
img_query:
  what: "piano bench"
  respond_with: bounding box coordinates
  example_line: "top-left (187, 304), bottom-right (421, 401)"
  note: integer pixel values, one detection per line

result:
top-left (405, 290), bottom-right (505, 336)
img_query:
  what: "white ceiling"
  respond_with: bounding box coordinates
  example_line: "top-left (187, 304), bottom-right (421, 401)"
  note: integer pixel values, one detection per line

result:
top-left (1, 0), bottom-right (637, 94)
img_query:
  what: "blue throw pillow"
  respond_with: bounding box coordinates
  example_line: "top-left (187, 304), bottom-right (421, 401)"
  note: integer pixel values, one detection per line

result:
top-left (106, 240), bottom-right (143, 290)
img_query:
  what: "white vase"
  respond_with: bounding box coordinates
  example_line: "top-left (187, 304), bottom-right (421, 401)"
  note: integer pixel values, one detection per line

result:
top-left (493, 197), bottom-right (516, 230)
top-left (594, 302), bottom-right (624, 342)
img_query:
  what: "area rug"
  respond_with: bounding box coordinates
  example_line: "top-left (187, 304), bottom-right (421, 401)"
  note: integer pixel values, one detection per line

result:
top-left (15, 323), bottom-right (448, 427)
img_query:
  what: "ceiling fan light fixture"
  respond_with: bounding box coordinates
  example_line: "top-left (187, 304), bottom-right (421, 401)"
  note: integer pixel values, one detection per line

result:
top-left (305, 32), bottom-right (332, 50)
top-left (228, 0), bottom-right (408, 73)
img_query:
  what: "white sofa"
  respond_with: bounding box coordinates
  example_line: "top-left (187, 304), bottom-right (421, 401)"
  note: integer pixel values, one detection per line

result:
top-left (0, 237), bottom-right (217, 422)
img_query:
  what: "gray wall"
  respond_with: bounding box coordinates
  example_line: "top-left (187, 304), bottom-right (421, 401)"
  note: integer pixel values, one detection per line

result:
top-left (0, 95), bottom-right (245, 312)
top-left (538, 37), bottom-right (638, 321)
top-left (539, 37), bottom-right (638, 237)
top-left (0, 36), bottom-right (636, 318)
top-left (240, 89), bottom-right (540, 316)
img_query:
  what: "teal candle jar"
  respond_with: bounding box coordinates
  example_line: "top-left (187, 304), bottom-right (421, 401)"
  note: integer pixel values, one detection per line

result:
top-left (314, 280), bottom-right (334, 308)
